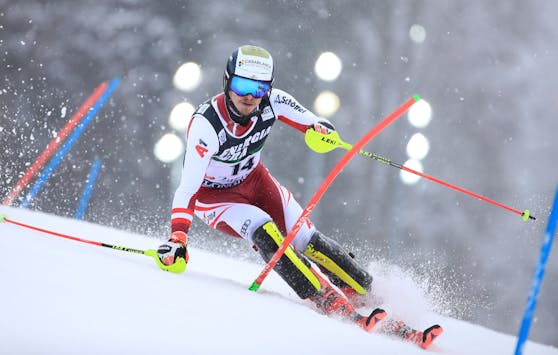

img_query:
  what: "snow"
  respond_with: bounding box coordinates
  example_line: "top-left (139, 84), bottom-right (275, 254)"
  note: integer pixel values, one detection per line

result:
top-left (0, 206), bottom-right (556, 355)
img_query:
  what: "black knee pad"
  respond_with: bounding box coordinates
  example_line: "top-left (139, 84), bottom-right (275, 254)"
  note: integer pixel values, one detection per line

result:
top-left (305, 231), bottom-right (373, 293)
top-left (252, 222), bottom-right (319, 299)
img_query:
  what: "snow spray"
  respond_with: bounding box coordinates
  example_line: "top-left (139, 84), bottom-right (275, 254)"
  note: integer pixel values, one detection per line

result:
top-left (21, 77), bottom-right (120, 208)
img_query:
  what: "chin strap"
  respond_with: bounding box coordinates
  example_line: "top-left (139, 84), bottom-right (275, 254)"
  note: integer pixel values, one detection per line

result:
top-left (224, 92), bottom-right (268, 126)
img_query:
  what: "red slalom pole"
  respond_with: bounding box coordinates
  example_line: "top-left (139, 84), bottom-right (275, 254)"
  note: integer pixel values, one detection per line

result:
top-left (249, 95), bottom-right (420, 291)
top-left (2, 82), bottom-right (108, 206)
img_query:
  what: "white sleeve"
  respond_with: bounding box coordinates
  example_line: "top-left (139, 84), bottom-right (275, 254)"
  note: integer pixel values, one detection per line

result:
top-left (269, 88), bottom-right (332, 132)
top-left (170, 115), bottom-right (219, 233)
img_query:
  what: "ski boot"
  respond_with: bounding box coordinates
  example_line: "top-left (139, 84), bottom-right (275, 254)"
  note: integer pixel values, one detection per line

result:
top-left (309, 268), bottom-right (386, 332)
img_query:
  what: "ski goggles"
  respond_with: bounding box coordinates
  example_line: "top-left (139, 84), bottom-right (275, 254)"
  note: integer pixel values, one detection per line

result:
top-left (229, 76), bottom-right (271, 98)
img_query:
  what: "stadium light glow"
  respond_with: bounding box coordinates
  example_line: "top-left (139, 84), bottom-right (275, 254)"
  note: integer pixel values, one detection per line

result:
top-left (173, 62), bottom-right (202, 92)
top-left (409, 24), bottom-right (427, 43)
top-left (406, 132), bottom-right (430, 160)
top-left (408, 99), bottom-right (432, 128)
top-left (400, 159), bottom-right (423, 185)
top-left (314, 52), bottom-right (342, 82)
top-left (154, 133), bottom-right (184, 163)
top-left (313, 91), bottom-right (340, 117)
top-left (169, 102), bottom-right (195, 131)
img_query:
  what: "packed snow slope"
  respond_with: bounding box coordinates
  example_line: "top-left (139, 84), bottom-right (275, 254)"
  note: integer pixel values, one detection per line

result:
top-left (0, 207), bottom-right (556, 355)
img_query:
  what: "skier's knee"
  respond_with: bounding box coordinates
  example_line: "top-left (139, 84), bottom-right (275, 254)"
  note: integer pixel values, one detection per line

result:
top-left (252, 221), bottom-right (311, 270)
top-left (253, 220), bottom-right (283, 259)
top-left (304, 231), bottom-right (373, 294)
top-left (252, 221), bottom-right (320, 299)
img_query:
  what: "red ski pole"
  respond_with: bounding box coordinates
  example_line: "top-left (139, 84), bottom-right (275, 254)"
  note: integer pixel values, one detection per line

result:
top-left (249, 95), bottom-right (420, 291)
top-left (0, 214), bottom-right (186, 273)
top-left (1, 214), bottom-right (152, 256)
top-left (306, 130), bottom-right (535, 221)
top-left (365, 150), bottom-right (535, 221)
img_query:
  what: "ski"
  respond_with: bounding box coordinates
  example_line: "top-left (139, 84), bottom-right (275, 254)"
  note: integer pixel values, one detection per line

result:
top-left (381, 319), bottom-right (443, 349)
top-left (419, 325), bottom-right (443, 349)
top-left (403, 324), bottom-right (443, 349)
top-left (352, 308), bottom-right (387, 332)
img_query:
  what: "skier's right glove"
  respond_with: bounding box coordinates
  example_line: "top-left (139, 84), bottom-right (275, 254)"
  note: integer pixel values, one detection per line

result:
top-left (156, 231), bottom-right (189, 273)
top-left (312, 120), bottom-right (336, 135)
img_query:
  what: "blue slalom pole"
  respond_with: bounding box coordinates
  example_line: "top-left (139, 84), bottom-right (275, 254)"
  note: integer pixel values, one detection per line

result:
top-left (514, 186), bottom-right (558, 355)
top-left (75, 158), bottom-right (102, 220)
top-left (21, 77), bottom-right (120, 208)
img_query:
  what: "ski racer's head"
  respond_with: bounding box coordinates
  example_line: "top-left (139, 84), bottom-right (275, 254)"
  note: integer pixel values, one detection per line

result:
top-left (223, 45), bottom-right (274, 125)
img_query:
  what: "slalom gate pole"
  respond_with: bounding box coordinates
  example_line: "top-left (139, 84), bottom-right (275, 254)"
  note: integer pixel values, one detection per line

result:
top-left (249, 95), bottom-right (420, 291)
top-left (75, 158), bottom-right (102, 220)
top-left (21, 77), bottom-right (120, 208)
top-left (305, 130), bottom-right (536, 221)
top-left (0, 214), bottom-right (159, 260)
top-left (2, 82), bottom-right (109, 206)
top-left (514, 186), bottom-right (558, 355)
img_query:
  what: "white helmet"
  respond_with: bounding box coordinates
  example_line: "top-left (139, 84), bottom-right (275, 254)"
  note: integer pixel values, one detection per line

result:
top-left (223, 45), bottom-right (274, 89)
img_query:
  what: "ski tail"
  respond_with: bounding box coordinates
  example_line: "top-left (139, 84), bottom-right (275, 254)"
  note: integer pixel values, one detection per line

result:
top-left (381, 319), bottom-right (443, 349)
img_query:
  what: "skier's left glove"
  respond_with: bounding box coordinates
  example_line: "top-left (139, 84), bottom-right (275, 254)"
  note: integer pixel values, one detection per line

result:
top-left (156, 231), bottom-right (189, 273)
top-left (312, 120), bottom-right (336, 135)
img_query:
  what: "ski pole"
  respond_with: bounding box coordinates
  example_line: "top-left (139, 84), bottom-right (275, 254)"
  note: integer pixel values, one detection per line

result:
top-left (0, 214), bottom-right (184, 272)
top-left (249, 95), bottom-right (420, 291)
top-left (1, 214), bottom-right (153, 256)
top-left (305, 129), bottom-right (536, 221)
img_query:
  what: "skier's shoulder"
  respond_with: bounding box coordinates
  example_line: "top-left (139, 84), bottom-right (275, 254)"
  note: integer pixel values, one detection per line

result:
top-left (269, 88), bottom-right (308, 114)
top-left (188, 93), bottom-right (224, 130)
top-left (193, 94), bottom-right (220, 119)
top-left (269, 87), bottom-right (292, 104)
top-left (185, 95), bottom-right (222, 142)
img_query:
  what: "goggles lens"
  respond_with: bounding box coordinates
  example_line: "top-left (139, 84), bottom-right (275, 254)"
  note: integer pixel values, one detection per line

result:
top-left (230, 76), bottom-right (271, 98)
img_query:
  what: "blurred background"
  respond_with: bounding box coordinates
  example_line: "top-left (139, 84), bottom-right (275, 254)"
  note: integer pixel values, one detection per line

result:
top-left (1, 0), bottom-right (557, 347)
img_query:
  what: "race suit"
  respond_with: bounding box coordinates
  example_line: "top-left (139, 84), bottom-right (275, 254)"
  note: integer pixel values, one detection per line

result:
top-left (170, 88), bottom-right (328, 251)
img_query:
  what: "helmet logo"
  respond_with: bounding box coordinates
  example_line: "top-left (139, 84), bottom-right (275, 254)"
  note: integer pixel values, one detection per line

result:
top-left (238, 58), bottom-right (272, 71)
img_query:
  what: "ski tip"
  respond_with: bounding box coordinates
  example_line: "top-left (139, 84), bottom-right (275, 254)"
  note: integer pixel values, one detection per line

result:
top-left (421, 324), bottom-right (443, 349)
top-left (412, 94), bottom-right (421, 102)
top-left (248, 282), bottom-right (261, 292)
top-left (0, 214), bottom-right (7, 223)
top-left (364, 308), bottom-right (387, 328)
top-left (354, 308), bottom-right (388, 332)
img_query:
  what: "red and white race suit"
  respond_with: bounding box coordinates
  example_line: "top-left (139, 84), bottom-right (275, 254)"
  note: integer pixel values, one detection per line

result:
top-left (171, 88), bottom-right (329, 251)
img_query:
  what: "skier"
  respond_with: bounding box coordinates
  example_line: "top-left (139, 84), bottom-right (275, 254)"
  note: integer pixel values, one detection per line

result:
top-left (156, 45), bottom-right (441, 348)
